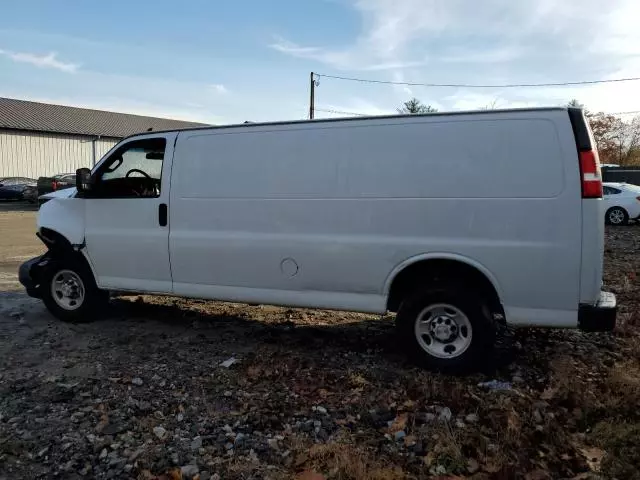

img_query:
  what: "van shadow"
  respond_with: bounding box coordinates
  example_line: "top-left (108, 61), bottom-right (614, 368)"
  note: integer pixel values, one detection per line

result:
top-left (108, 297), bottom-right (397, 353)
top-left (0, 201), bottom-right (38, 213)
top-left (105, 297), bottom-right (523, 373)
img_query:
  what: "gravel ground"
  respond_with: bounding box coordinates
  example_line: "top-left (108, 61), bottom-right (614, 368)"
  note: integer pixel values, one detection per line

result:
top-left (0, 208), bottom-right (639, 479)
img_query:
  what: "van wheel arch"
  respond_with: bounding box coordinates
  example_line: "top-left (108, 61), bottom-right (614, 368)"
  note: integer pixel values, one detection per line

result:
top-left (37, 228), bottom-right (108, 322)
top-left (38, 228), bottom-right (95, 279)
top-left (39, 227), bottom-right (74, 252)
top-left (386, 258), bottom-right (503, 317)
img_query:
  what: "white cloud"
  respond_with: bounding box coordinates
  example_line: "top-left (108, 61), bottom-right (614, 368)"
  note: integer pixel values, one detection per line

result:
top-left (270, 37), bottom-right (358, 70)
top-left (440, 46), bottom-right (524, 64)
top-left (269, 36), bottom-right (423, 71)
top-left (270, 0), bottom-right (640, 113)
top-left (0, 48), bottom-right (79, 72)
top-left (270, 38), bottom-right (322, 57)
top-left (210, 84), bottom-right (228, 94)
top-left (269, 1), bottom-right (531, 70)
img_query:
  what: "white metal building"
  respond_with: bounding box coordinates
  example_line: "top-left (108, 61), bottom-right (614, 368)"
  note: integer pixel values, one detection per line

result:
top-left (0, 97), bottom-right (207, 178)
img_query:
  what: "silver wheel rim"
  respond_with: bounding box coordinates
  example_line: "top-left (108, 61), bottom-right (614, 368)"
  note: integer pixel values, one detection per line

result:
top-left (51, 269), bottom-right (85, 311)
top-left (414, 303), bottom-right (472, 359)
top-left (609, 209), bottom-right (625, 224)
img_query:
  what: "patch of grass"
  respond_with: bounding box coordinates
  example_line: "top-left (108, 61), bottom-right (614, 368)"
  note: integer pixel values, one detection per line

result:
top-left (572, 361), bottom-right (640, 478)
top-left (616, 310), bottom-right (640, 337)
top-left (305, 441), bottom-right (405, 480)
top-left (347, 371), bottom-right (369, 388)
top-left (583, 361), bottom-right (640, 431)
top-left (548, 357), bottom-right (596, 409)
top-left (423, 421), bottom-right (468, 473)
top-left (287, 431), bottom-right (405, 480)
top-left (591, 421), bottom-right (640, 479)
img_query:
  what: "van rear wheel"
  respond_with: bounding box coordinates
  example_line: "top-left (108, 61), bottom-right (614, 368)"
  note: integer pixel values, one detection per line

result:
top-left (396, 286), bottom-right (494, 373)
top-left (41, 256), bottom-right (108, 323)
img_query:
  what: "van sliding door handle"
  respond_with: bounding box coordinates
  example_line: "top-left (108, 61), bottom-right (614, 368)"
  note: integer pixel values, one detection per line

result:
top-left (159, 203), bottom-right (168, 227)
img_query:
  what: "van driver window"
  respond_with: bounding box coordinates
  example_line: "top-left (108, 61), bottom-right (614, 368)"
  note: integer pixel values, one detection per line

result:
top-left (93, 138), bottom-right (166, 198)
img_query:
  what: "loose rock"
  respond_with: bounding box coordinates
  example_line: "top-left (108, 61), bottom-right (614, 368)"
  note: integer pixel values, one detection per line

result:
top-left (439, 407), bottom-right (452, 422)
top-left (465, 413), bottom-right (480, 423)
top-left (181, 464), bottom-right (200, 477)
top-left (191, 436), bottom-right (202, 451)
top-left (153, 426), bottom-right (168, 440)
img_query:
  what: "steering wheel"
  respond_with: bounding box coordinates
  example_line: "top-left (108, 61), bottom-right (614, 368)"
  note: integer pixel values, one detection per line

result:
top-left (125, 168), bottom-right (151, 178)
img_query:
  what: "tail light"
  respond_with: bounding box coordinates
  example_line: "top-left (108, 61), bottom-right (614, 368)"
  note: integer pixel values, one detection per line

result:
top-left (52, 180), bottom-right (58, 191)
top-left (579, 150), bottom-right (603, 199)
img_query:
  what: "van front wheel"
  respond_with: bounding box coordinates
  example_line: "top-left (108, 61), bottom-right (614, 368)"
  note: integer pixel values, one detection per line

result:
top-left (41, 257), bottom-right (108, 322)
top-left (396, 287), bottom-right (494, 373)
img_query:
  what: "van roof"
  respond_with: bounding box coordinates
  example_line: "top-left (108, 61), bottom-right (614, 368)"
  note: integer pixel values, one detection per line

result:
top-left (125, 106), bottom-right (569, 140)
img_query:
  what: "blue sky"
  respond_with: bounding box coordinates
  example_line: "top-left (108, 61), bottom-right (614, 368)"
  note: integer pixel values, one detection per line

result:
top-left (1, 0), bottom-right (639, 124)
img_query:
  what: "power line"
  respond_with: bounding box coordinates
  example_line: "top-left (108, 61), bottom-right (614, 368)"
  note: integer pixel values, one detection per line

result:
top-left (315, 73), bottom-right (640, 89)
top-left (314, 107), bottom-right (640, 118)
top-left (315, 108), bottom-right (368, 116)
top-left (610, 110), bottom-right (640, 116)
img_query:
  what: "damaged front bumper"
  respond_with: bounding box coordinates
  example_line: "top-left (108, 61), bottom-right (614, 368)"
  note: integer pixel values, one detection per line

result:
top-left (18, 254), bottom-right (53, 299)
top-left (578, 291), bottom-right (617, 332)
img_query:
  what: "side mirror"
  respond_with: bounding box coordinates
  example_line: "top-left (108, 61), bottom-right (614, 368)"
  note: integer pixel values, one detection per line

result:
top-left (76, 168), bottom-right (92, 192)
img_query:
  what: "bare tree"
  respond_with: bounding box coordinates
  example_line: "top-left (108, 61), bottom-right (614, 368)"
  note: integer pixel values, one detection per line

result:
top-left (397, 98), bottom-right (438, 114)
top-left (616, 116), bottom-right (640, 165)
top-left (480, 99), bottom-right (499, 110)
top-left (586, 111), bottom-right (640, 166)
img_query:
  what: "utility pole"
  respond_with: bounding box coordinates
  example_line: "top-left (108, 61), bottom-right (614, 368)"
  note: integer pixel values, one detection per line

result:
top-left (309, 72), bottom-right (315, 119)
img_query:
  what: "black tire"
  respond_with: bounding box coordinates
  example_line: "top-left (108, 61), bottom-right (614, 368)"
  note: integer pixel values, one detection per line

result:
top-left (396, 285), bottom-right (495, 373)
top-left (41, 255), bottom-right (108, 322)
top-left (606, 207), bottom-right (628, 226)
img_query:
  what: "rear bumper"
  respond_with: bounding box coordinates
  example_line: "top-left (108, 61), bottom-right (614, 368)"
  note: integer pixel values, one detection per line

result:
top-left (18, 254), bottom-right (50, 299)
top-left (578, 291), bottom-right (617, 332)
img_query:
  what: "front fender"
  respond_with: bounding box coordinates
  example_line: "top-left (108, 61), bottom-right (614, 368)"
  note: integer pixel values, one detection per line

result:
top-left (37, 196), bottom-right (85, 245)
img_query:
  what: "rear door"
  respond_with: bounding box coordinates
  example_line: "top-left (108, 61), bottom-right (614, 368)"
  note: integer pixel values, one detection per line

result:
top-left (83, 133), bottom-right (176, 292)
top-left (569, 108), bottom-right (605, 305)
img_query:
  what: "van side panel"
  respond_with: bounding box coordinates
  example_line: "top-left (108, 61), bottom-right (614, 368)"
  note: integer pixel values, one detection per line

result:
top-left (169, 111), bottom-right (582, 324)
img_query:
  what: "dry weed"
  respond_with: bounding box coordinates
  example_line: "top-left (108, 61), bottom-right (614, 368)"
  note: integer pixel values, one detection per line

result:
top-left (304, 441), bottom-right (405, 480)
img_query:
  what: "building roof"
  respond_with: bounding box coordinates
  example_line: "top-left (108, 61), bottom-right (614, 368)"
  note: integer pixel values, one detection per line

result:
top-left (0, 97), bottom-right (209, 138)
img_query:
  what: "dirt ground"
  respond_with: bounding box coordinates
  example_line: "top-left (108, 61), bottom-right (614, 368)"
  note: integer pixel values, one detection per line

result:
top-left (0, 203), bottom-right (42, 291)
top-left (0, 204), bottom-right (639, 480)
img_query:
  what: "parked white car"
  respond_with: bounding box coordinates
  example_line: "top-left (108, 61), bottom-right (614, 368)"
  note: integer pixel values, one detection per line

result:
top-left (603, 182), bottom-right (640, 225)
top-left (19, 107), bottom-right (616, 372)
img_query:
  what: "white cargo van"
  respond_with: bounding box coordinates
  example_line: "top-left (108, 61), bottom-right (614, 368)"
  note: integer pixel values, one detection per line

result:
top-left (19, 108), bottom-right (616, 372)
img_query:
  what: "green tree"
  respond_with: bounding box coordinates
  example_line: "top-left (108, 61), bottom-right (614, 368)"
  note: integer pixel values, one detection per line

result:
top-left (397, 98), bottom-right (438, 114)
top-left (567, 99), bottom-right (584, 109)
